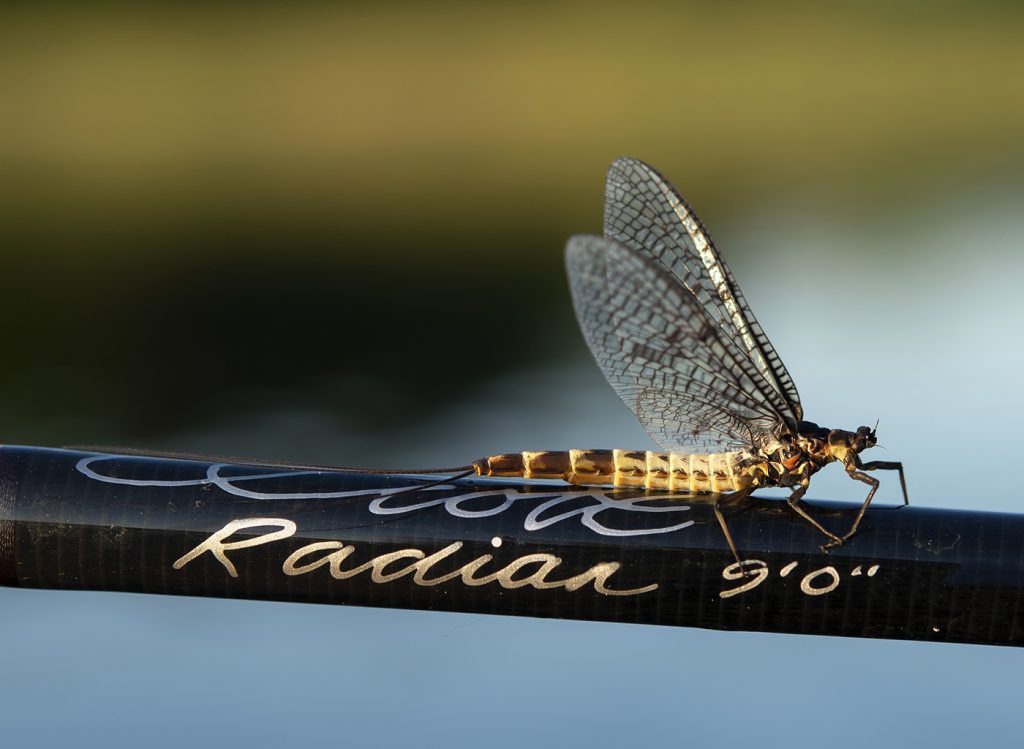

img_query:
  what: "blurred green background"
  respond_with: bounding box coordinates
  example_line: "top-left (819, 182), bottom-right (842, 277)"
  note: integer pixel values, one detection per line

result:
top-left (1, 1), bottom-right (1022, 455)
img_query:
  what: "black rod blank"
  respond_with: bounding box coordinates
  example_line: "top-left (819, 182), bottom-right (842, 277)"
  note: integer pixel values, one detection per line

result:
top-left (0, 445), bottom-right (1020, 647)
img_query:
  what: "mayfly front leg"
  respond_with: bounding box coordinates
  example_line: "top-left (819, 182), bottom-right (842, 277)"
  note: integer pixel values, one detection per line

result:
top-left (858, 460), bottom-right (909, 505)
top-left (825, 455), bottom-right (907, 548)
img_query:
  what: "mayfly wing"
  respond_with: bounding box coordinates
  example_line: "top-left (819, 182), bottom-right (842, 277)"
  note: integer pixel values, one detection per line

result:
top-left (604, 157), bottom-right (803, 431)
top-left (566, 234), bottom-right (793, 454)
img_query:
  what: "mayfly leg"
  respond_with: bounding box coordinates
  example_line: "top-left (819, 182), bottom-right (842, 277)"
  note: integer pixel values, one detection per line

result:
top-left (657, 487), bottom-right (753, 573)
top-left (825, 467), bottom-right (880, 549)
top-left (824, 458), bottom-right (908, 548)
top-left (858, 460), bottom-right (909, 505)
top-left (786, 481), bottom-right (843, 547)
top-left (713, 486), bottom-right (755, 572)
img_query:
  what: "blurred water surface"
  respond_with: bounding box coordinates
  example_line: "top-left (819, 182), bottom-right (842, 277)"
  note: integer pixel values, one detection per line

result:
top-left (2, 2), bottom-right (1024, 747)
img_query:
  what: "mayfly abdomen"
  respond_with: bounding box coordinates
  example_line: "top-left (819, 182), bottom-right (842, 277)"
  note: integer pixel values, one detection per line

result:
top-left (473, 449), bottom-right (753, 493)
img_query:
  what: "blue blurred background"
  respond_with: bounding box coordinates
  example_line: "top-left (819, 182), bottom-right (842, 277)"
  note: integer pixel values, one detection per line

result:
top-left (2, 2), bottom-right (1023, 746)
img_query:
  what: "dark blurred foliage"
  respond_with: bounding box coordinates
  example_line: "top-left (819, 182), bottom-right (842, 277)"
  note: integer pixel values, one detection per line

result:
top-left (1, 1), bottom-right (1022, 447)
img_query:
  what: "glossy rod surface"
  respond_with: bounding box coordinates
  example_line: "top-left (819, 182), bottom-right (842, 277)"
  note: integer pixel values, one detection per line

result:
top-left (0, 445), bottom-right (1020, 647)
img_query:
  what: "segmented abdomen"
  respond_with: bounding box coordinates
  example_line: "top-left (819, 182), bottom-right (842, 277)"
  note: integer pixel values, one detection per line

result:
top-left (473, 449), bottom-right (754, 493)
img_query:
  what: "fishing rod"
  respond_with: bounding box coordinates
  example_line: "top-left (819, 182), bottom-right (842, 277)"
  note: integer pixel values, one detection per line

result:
top-left (4, 160), bottom-right (1006, 648)
top-left (0, 444), bottom-right (1020, 648)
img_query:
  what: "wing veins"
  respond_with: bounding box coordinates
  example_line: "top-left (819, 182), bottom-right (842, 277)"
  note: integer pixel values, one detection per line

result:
top-left (604, 156), bottom-right (802, 428)
top-left (567, 234), bottom-right (790, 453)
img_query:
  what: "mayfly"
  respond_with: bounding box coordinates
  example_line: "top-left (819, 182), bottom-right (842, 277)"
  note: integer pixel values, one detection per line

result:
top-left (472, 157), bottom-right (907, 561)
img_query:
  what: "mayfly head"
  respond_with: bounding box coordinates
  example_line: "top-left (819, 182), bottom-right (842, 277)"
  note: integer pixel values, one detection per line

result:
top-left (854, 425), bottom-right (878, 452)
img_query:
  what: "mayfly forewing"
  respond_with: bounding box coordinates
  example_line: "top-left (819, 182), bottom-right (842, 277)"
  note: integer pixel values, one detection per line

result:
top-left (604, 157), bottom-right (803, 426)
top-left (565, 234), bottom-right (791, 454)
top-left (633, 388), bottom-right (776, 455)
